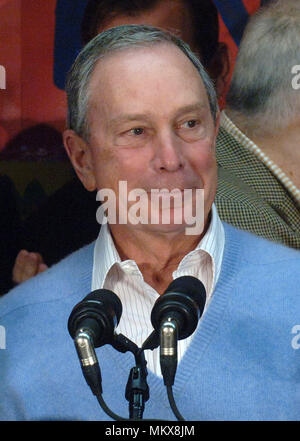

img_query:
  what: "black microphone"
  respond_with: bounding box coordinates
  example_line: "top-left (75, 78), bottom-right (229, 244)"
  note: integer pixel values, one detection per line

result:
top-left (68, 289), bottom-right (122, 395)
top-left (150, 276), bottom-right (206, 387)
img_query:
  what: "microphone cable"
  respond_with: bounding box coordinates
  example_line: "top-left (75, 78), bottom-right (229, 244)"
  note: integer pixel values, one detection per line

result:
top-left (166, 385), bottom-right (185, 421)
top-left (148, 276), bottom-right (207, 422)
top-left (141, 331), bottom-right (185, 422)
top-left (95, 392), bottom-right (129, 421)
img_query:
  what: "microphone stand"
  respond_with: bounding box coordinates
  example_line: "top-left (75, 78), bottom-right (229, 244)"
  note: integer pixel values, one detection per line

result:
top-left (112, 334), bottom-right (149, 420)
top-left (125, 353), bottom-right (149, 420)
top-left (73, 328), bottom-right (181, 421)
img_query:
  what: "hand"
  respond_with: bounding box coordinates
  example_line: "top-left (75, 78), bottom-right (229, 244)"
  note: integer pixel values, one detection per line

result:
top-left (12, 250), bottom-right (48, 284)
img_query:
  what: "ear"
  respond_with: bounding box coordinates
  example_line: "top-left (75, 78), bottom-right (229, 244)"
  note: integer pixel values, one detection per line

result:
top-left (207, 42), bottom-right (230, 101)
top-left (63, 129), bottom-right (96, 191)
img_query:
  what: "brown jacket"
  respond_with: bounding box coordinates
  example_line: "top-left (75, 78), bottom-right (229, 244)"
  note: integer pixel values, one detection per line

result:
top-left (215, 127), bottom-right (300, 249)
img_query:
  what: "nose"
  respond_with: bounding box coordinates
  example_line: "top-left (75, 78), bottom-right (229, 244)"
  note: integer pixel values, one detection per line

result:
top-left (152, 131), bottom-right (185, 173)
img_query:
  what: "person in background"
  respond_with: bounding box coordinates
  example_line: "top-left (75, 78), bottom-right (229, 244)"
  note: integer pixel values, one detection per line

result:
top-left (80, 0), bottom-right (230, 99)
top-left (0, 176), bottom-right (21, 294)
top-left (215, 0), bottom-right (300, 248)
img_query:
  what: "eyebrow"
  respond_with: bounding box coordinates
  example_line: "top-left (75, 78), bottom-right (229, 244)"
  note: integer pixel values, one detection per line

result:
top-left (109, 114), bottom-right (151, 128)
top-left (173, 103), bottom-right (207, 119)
top-left (108, 104), bottom-right (207, 128)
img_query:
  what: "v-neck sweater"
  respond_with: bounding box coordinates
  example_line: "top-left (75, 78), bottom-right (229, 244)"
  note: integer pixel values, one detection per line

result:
top-left (0, 223), bottom-right (299, 421)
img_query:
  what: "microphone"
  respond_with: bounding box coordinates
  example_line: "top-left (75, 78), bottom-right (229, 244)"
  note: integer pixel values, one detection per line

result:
top-left (150, 276), bottom-right (206, 387)
top-left (68, 289), bottom-right (122, 395)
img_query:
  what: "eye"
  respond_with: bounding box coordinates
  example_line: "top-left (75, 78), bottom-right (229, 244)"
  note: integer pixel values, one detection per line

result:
top-left (182, 119), bottom-right (198, 129)
top-left (130, 127), bottom-right (144, 136)
top-left (115, 126), bottom-right (148, 147)
top-left (176, 118), bottom-right (205, 142)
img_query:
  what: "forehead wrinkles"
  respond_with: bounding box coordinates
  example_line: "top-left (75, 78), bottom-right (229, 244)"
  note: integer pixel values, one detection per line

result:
top-left (86, 43), bottom-right (205, 127)
top-left (87, 43), bottom-right (161, 101)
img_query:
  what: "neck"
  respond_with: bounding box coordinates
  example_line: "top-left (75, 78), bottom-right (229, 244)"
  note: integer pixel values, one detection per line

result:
top-left (227, 110), bottom-right (300, 189)
top-left (251, 123), bottom-right (300, 189)
top-left (109, 221), bottom-right (209, 294)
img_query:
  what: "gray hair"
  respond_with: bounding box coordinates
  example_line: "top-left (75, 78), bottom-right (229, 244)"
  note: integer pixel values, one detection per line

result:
top-left (65, 24), bottom-right (218, 140)
top-left (226, 0), bottom-right (300, 137)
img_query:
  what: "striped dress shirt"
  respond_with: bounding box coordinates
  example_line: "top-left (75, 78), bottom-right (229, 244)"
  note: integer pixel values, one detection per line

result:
top-left (92, 204), bottom-right (224, 376)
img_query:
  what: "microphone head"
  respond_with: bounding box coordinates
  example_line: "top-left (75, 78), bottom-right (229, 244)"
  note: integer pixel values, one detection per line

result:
top-left (151, 276), bottom-right (206, 340)
top-left (68, 289), bottom-right (122, 348)
top-left (165, 276), bottom-right (206, 312)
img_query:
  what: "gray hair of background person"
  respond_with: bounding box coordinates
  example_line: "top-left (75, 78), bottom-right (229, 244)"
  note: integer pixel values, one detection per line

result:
top-left (65, 24), bottom-right (218, 142)
top-left (226, 0), bottom-right (300, 138)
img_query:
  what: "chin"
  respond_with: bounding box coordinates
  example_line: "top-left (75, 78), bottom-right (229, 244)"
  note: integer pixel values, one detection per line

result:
top-left (131, 217), bottom-right (200, 237)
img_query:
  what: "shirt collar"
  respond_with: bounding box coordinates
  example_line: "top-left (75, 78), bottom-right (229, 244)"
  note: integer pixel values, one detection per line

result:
top-left (221, 110), bottom-right (256, 148)
top-left (174, 203), bottom-right (224, 287)
top-left (92, 203), bottom-right (224, 292)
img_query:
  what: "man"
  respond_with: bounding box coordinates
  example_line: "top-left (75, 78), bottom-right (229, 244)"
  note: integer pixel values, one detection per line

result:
top-left (215, 0), bottom-right (300, 248)
top-left (12, 0), bottom-right (300, 289)
top-left (0, 25), bottom-right (299, 421)
top-left (11, 0), bottom-right (230, 288)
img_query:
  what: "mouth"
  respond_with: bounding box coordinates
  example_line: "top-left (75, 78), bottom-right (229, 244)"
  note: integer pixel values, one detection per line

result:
top-left (145, 186), bottom-right (200, 193)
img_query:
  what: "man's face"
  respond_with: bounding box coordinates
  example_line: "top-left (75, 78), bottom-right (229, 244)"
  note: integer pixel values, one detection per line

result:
top-left (98, 0), bottom-right (197, 54)
top-left (84, 43), bottom-right (219, 235)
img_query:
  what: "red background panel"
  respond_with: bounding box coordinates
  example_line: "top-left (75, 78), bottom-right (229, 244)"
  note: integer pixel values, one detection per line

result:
top-left (243, 0), bottom-right (261, 15)
top-left (0, 0), bottom-right (66, 151)
top-left (0, 0), bottom-right (22, 147)
top-left (20, 0), bottom-right (66, 131)
top-left (0, 1), bottom-right (262, 153)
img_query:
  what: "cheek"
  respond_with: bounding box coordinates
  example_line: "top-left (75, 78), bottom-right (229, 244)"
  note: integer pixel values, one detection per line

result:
top-left (203, 155), bottom-right (218, 202)
top-left (91, 147), bottom-right (119, 189)
top-left (91, 146), bottom-right (148, 190)
top-left (187, 144), bottom-right (218, 206)
top-left (200, 151), bottom-right (216, 170)
top-left (189, 146), bottom-right (217, 180)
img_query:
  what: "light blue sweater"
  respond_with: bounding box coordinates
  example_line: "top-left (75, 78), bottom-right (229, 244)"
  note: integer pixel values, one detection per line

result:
top-left (0, 223), bottom-right (300, 421)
